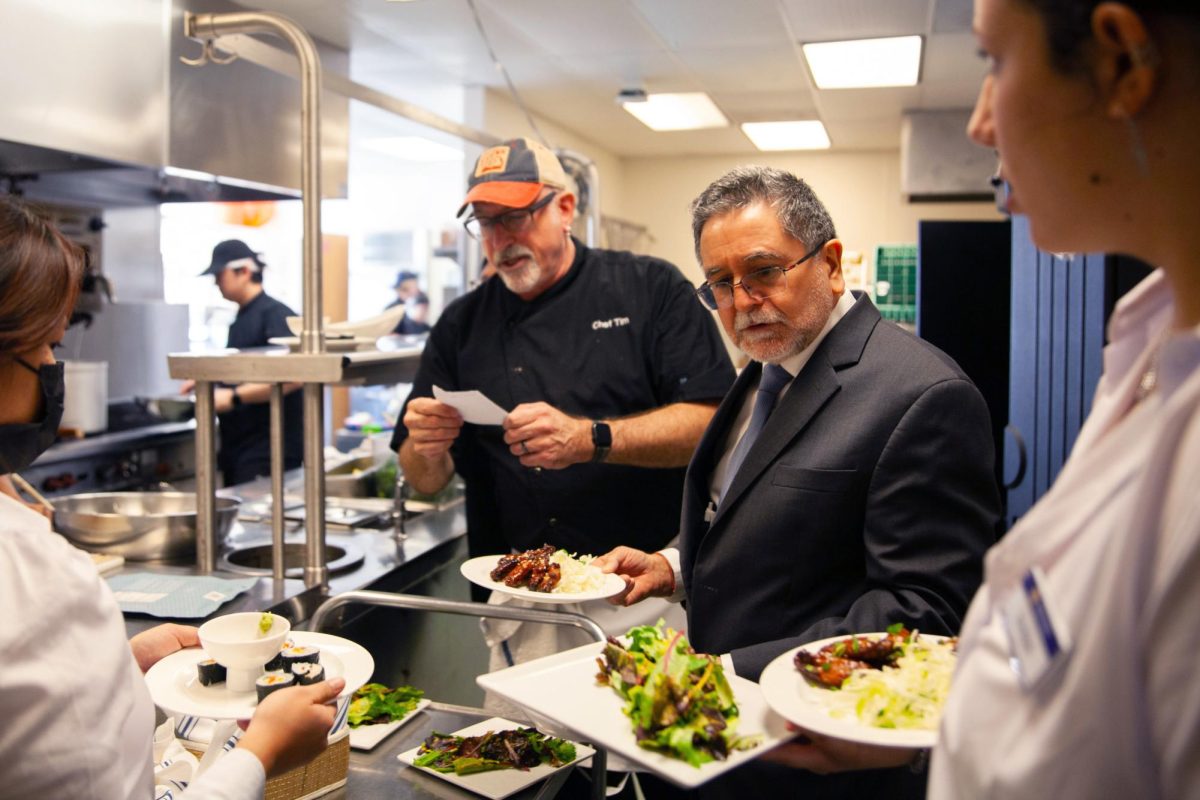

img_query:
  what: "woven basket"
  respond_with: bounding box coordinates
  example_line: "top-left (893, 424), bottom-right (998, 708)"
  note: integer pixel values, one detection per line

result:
top-left (264, 731), bottom-right (350, 800)
top-left (184, 730), bottom-right (350, 800)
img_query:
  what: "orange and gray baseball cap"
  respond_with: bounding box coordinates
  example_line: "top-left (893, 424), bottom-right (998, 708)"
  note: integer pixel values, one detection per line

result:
top-left (457, 138), bottom-right (569, 217)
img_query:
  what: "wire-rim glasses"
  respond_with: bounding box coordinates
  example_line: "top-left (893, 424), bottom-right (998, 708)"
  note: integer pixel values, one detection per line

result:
top-left (463, 192), bottom-right (557, 240)
top-left (694, 240), bottom-right (827, 310)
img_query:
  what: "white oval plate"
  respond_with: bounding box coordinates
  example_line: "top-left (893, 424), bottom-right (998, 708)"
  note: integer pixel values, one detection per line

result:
top-left (460, 555), bottom-right (625, 605)
top-left (145, 631), bottom-right (374, 720)
top-left (758, 632), bottom-right (954, 749)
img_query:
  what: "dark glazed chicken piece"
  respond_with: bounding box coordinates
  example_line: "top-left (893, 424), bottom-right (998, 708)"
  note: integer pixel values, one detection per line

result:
top-left (491, 544), bottom-right (562, 592)
top-left (794, 649), bottom-right (874, 689)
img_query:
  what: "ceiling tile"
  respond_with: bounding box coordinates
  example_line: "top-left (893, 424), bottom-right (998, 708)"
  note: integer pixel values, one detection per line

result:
top-left (630, 0), bottom-right (791, 49)
top-left (780, 0), bottom-right (932, 42)
top-left (931, 0), bottom-right (973, 33)
top-left (673, 43), bottom-right (810, 94)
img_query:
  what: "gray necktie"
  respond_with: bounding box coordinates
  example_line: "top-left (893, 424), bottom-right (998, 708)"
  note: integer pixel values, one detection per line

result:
top-left (719, 363), bottom-right (793, 504)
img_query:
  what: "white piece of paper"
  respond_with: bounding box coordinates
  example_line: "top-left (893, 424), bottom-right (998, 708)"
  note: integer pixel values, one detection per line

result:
top-left (433, 385), bottom-right (509, 425)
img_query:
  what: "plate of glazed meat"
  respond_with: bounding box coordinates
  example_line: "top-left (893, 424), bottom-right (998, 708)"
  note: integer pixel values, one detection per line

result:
top-left (460, 545), bottom-right (625, 604)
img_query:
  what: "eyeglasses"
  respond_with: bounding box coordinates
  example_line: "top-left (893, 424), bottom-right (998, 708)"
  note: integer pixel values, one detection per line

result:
top-left (463, 192), bottom-right (557, 240)
top-left (694, 240), bottom-right (827, 310)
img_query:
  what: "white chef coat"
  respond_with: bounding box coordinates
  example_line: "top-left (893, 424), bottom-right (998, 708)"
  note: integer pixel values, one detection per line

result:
top-left (0, 494), bottom-right (265, 799)
top-left (930, 269), bottom-right (1200, 800)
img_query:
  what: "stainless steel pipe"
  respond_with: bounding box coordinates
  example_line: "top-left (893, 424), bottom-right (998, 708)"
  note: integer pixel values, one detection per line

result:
top-left (269, 384), bottom-right (285, 580)
top-left (194, 380), bottom-right (217, 572)
top-left (184, 11), bottom-right (329, 585)
top-left (308, 590), bottom-right (607, 643)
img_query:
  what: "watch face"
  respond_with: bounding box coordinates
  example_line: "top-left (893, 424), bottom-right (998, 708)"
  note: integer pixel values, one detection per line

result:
top-left (592, 421), bottom-right (612, 448)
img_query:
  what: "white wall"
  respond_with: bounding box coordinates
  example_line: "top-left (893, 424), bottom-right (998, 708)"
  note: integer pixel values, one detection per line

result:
top-left (620, 150), bottom-right (1002, 284)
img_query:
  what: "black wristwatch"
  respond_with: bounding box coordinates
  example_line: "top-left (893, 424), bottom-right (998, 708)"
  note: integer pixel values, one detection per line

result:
top-left (591, 421), bottom-right (612, 463)
top-left (231, 386), bottom-right (242, 407)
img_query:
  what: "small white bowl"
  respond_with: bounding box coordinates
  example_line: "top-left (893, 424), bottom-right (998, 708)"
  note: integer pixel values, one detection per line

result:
top-left (199, 612), bottom-right (291, 692)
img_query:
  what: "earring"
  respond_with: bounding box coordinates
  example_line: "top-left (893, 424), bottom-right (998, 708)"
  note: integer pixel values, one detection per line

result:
top-left (1114, 104), bottom-right (1151, 177)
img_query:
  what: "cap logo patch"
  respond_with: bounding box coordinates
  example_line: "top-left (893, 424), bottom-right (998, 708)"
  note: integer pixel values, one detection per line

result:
top-left (476, 146), bottom-right (511, 178)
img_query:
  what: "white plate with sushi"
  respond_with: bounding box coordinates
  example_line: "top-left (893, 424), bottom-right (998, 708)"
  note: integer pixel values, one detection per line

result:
top-left (145, 631), bottom-right (374, 720)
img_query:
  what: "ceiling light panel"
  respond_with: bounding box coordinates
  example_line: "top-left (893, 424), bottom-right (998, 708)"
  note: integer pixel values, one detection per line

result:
top-left (622, 92), bottom-right (729, 131)
top-left (741, 121), bottom-right (831, 150)
top-left (803, 35), bottom-right (923, 89)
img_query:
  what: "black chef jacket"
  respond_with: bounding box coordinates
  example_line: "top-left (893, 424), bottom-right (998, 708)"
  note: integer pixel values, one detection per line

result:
top-left (218, 291), bottom-right (304, 485)
top-left (392, 239), bottom-right (735, 559)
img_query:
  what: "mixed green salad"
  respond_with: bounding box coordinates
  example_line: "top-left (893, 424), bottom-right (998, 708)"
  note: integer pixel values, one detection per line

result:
top-left (347, 683), bottom-right (424, 728)
top-left (414, 728), bottom-right (577, 775)
top-left (595, 620), bottom-right (761, 767)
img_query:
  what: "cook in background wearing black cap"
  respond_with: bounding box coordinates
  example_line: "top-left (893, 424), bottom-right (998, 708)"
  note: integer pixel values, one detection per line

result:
top-left (390, 137), bottom-right (735, 692)
top-left (386, 270), bottom-right (431, 335)
top-left (181, 239), bottom-right (304, 486)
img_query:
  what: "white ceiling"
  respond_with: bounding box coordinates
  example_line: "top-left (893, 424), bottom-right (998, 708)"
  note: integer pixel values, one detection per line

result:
top-left (230, 0), bottom-right (986, 157)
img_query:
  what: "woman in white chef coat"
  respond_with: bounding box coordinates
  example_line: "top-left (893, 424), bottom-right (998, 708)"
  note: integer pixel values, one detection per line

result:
top-left (0, 196), bottom-right (344, 798)
top-left (766, 0), bottom-right (1200, 797)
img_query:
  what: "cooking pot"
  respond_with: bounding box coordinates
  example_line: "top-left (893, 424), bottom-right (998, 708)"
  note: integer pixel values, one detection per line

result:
top-left (53, 491), bottom-right (239, 562)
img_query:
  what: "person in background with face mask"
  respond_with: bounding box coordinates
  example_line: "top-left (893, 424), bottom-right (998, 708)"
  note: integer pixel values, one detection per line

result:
top-left (758, 1), bottom-right (1200, 797)
top-left (0, 197), bottom-right (344, 798)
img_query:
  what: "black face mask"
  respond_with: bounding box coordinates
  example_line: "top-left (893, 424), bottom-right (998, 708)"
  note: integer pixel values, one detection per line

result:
top-left (0, 358), bottom-right (65, 473)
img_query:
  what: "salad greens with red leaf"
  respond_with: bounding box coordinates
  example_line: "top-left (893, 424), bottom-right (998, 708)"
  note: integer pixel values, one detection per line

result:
top-left (595, 620), bottom-right (761, 767)
top-left (413, 728), bottom-right (577, 775)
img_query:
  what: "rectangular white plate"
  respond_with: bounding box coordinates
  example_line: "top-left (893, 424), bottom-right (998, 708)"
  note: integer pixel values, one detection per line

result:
top-left (397, 716), bottom-right (594, 800)
top-left (476, 642), bottom-right (791, 788)
top-left (348, 698), bottom-right (432, 751)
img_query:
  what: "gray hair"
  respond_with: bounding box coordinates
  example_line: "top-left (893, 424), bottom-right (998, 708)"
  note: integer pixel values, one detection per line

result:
top-left (689, 166), bottom-right (837, 264)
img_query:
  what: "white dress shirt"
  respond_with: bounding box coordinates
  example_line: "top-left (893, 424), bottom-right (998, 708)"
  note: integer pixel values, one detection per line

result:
top-left (0, 494), bottom-right (265, 799)
top-left (930, 270), bottom-right (1200, 800)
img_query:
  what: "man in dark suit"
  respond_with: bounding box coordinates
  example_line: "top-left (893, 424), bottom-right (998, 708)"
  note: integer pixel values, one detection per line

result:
top-left (597, 167), bottom-right (999, 798)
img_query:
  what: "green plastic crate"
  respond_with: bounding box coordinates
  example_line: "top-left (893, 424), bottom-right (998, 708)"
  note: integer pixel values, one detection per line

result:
top-left (873, 244), bottom-right (917, 324)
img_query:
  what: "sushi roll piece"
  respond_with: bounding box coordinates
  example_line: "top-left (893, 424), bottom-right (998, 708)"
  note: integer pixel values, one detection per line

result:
top-left (255, 671), bottom-right (295, 702)
top-left (290, 662), bottom-right (325, 686)
top-left (197, 659), bottom-right (226, 686)
top-left (280, 643), bottom-right (320, 670)
top-left (264, 639), bottom-right (293, 672)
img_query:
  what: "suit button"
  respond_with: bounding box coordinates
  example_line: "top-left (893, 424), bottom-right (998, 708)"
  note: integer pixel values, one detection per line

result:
top-left (548, 517), bottom-right (558, 527)
top-left (533, 467), bottom-right (543, 474)
top-left (513, 366), bottom-right (524, 374)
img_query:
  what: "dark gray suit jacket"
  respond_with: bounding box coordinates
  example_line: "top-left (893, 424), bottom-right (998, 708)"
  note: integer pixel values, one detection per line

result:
top-left (681, 295), bottom-right (1000, 681)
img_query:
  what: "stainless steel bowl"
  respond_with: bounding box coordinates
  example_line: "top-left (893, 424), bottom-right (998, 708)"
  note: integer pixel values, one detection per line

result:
top-left (53, 491), bottom-right (239, 562)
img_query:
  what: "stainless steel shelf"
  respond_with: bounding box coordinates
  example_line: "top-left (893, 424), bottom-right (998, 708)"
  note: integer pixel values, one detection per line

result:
top-left (167, 345), bottom-right (423, 386)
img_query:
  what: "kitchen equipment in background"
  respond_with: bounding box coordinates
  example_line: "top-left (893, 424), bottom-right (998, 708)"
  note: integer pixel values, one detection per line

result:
top-left (61, 361), bottom-right (109, 434)
top-left (285, 303), bottom-right (406, 340)
top-left (53, 491), bottom-right (239, 562)
top-left (145, 395), bottom-right (195, 422)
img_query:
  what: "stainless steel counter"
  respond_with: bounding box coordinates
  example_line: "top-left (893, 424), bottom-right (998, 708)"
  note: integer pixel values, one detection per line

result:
top-left (118, 489), bottom-right (467, 638)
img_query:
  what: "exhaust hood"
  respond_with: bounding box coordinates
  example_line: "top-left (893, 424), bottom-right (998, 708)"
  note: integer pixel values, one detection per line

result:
top-left (0, 0), bottom-right (346, 207)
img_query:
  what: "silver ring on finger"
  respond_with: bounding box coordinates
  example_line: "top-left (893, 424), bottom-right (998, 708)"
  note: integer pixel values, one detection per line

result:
top-left (519, 440), bottom-right (530, 455)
